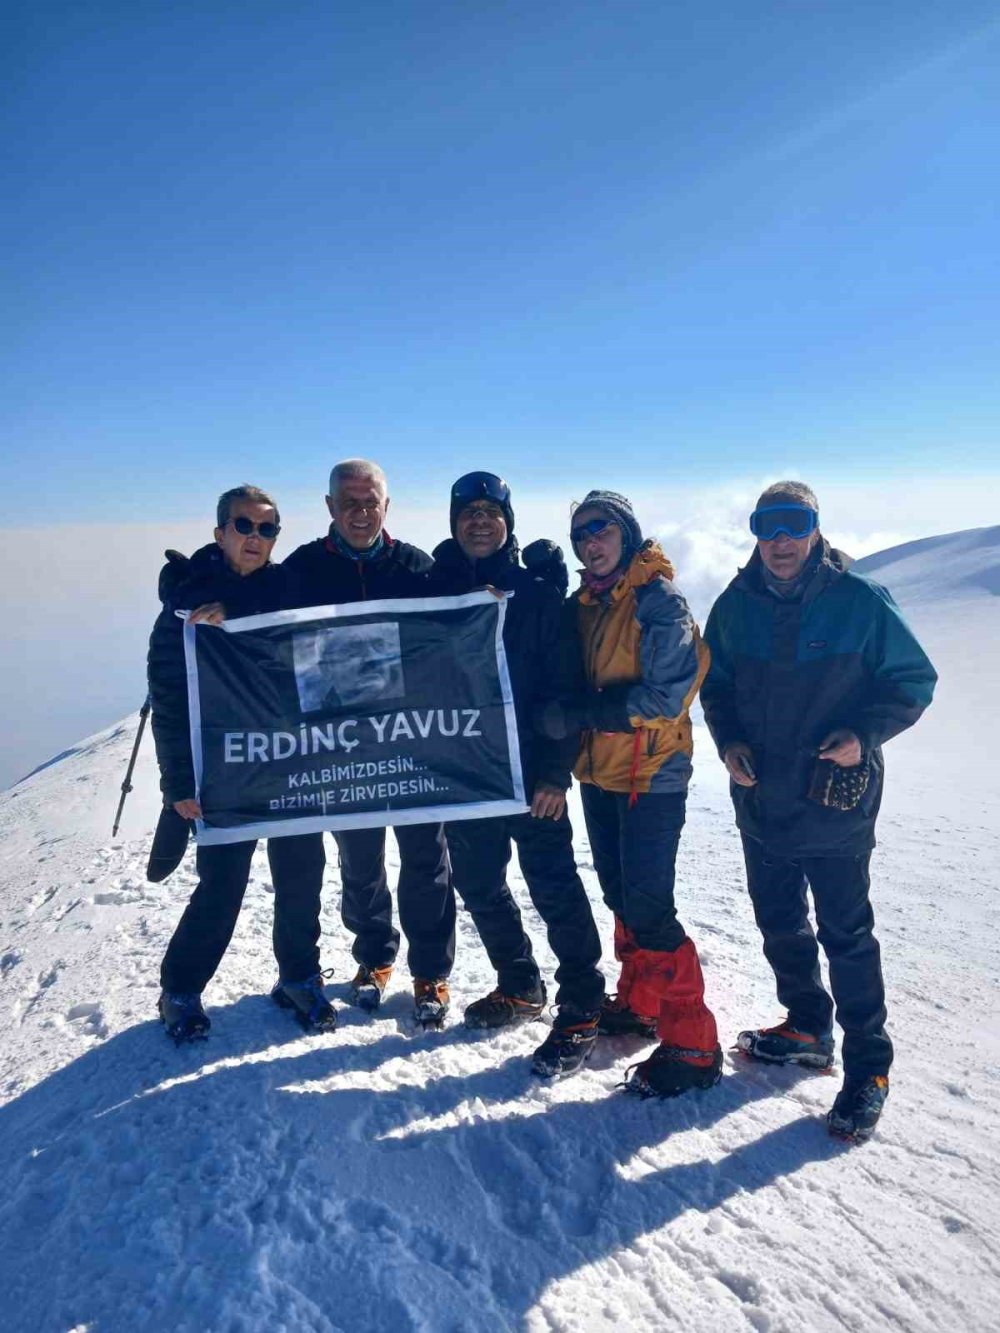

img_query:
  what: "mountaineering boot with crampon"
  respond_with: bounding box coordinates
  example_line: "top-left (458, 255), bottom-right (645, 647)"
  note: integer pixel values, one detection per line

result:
top-left (464, 981), bottom-right (547, 1030)
top-left (736, 1021), bottom-right (835, 1069)
top-left (827, 1074), bottom-right (889, 1143)
top-left (623, 1042), bottom-right (724, 1098)
top-left (597, 992), bottom-right (657, 1039)
top-left (158, 991), bottom-right (210, 1044)
top-left (531, 1007), bottom-right (599, 1078)
top-left (413, 977), bottom-right (450, 1028)
top-left (619, 936), bottom-right (722, 1097)
top-left (348, 963), bottom-right (393, 1012)
top-left (272, 971), bottom-right (337, 1032)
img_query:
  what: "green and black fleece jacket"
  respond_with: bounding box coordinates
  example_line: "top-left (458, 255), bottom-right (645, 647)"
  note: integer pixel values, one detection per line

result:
top-left (701, 542), bottom-right (937, 857)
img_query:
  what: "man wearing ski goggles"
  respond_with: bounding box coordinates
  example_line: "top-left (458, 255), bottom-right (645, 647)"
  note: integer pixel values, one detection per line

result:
top-left (748, 503), bottom-right (818, 542)
top-left (701, 479), bottom-right (938, 1143)
top-left (449, 470), bottom-right (512, 512)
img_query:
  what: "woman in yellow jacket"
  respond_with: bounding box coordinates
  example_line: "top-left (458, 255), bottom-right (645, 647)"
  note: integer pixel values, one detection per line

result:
top-left (543, 489), bottom-right (722, 1097)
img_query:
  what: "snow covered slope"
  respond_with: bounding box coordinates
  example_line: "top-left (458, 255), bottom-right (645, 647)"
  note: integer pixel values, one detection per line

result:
top-left (1, 530), bottom-right (998, 1332)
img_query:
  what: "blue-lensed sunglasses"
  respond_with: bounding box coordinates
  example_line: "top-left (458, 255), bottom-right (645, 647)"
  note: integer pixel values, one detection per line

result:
top-left (749, 503), bottom-right (818, 541)
top-left (570, 516), bottom-right (616, 546)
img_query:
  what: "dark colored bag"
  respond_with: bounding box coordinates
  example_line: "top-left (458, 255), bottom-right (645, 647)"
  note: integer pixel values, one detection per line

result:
top-left (146, 806), bottom-right (191, 882)
top-left (807, 758), bottom-right (870, 811)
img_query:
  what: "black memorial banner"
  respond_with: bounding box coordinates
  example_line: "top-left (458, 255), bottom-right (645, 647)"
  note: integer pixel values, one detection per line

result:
top-left (182, 591), bottom-right (527, 845)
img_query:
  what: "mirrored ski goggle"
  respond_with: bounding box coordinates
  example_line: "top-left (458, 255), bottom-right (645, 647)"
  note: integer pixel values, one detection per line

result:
top-left (570, 516), bottom-right (617, 546)
top-left (228, 516), bottom-right (280, 539)
top-left (749, 504), bottom-right (818, 541)
top-left (451, 471), bottom-right (510, 507)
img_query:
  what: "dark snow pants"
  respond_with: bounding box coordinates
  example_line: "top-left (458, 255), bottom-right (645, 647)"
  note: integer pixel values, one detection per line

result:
top-left (581, 785), bottom-right (688, 952)
top-left (445, 809), bottom-right (604, 1013)
top-left (333, 822), bottom-right (456, 981)
top-left (741, 834), bottom-right (893, 1078)
top-left (160, 832), bottom-right (325, 994)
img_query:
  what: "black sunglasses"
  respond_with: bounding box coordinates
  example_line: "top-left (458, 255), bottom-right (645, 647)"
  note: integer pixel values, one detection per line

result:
top-left (229, 516), bottom-right (280, 540)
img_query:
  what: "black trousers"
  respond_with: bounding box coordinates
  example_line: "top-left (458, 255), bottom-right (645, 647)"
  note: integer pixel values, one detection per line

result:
top-left (581, 785), bottom-right (688, 953)
top-left (446, 810), bottom-right (604, 1012)
top-left (333, 822), bottom-right (456, 980)
top-left (741, 834), bottom-right (893, 1078)
top-left (160, 832), bottom-right (325, 994)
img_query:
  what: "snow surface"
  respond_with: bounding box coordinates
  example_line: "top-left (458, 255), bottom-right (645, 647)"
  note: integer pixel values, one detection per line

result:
top-left (1, 528), bottom-right (998, 1332)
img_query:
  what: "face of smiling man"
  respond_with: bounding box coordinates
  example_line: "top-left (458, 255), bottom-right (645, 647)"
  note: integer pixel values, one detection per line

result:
top-left (455, 500), bottom-right (507, 561)
top-left (326, 474), bottom-right (389, 551)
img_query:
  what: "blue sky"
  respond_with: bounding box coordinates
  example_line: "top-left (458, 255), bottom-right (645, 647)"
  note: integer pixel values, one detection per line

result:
top-left (5, 1), bottom-right (1000, 519)
top-left (3, 2), bottom-right (1000, 787)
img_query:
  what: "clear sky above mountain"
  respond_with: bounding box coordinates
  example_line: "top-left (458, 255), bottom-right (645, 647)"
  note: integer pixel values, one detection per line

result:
top-left (4, 1), bottom-right (1000, 519)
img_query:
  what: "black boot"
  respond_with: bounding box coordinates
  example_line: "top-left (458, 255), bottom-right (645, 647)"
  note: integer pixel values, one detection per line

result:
top-left (597, 992), bottom-right (657, 1039)
top-left (531, 1006), bottom-right (599, 1078)
top-left (624, 1042), bottom-right (723, 1098)
top-left (827, 1074), bottom-right (889, 1142)
top-left (272, 971), bottom-right (337, 1032)
top-left (464, 981), bottom-right (547, 1029)
top-left (158, 991), bottom-right (210, 1044)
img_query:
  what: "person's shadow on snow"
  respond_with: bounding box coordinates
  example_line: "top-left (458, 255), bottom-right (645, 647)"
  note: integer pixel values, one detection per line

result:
top-left (0, 996), bottom-right (841, 1332)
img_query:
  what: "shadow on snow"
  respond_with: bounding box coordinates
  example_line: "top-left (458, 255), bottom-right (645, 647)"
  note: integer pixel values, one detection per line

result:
top-left (0, 996), bottom-right (839, 1331)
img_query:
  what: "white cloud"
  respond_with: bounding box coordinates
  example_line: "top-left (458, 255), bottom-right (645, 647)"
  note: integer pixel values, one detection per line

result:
top-left (3, 472), bottom-right (994, 789)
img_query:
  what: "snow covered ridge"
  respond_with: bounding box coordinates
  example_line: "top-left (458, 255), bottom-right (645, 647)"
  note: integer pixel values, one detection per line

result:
top-left (853, 523), bottom-right (1000, 602)
top-left (1, 532), bottom-right (998, 1331)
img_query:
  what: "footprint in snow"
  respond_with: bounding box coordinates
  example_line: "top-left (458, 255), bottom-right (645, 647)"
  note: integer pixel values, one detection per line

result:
top-left (26, 886), bottom-right (58, 915)
top-left (1, 950), bottom-right (22, 978)
top-left (66, 1001), bottom-right (109, 1040)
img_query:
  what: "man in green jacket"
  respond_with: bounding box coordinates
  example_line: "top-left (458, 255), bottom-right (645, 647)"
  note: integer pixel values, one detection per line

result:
top-left (701, 481), bottom-right (937, 1141)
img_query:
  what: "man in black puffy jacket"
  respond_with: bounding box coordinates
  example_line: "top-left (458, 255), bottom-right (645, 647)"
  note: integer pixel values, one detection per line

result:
top-left (281, 460), bottom-right (456, 1027)
top-left (148, 485), bottom-right (332, 1041)
top-left (429, 472), bottom-right (604, 1077)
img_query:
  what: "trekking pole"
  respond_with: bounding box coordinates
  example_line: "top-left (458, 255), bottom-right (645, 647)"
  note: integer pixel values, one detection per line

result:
top-left (112, 695), bottom-right (151, 837)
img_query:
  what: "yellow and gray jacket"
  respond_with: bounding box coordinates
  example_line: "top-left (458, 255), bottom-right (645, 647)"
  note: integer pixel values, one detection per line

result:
top-left (565, 542), bottom-right (710, 796)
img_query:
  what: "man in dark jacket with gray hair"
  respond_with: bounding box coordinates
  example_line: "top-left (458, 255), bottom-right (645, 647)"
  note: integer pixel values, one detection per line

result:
top-left (701, 480), bottom-right (937, 1141)
top-left (280, 459), bottom-right (456, 1027)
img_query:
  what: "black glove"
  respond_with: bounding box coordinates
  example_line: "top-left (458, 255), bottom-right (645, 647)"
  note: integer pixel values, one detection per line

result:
top-left (585, 684), bottom-right (634, 733)
top-left (807, 758), bottom-right (871, 811)
top-left (522, 539), bottom-right (569, 596)
top-left (146, 805), bottom-right (192, 882)
top-left (535, 685), bottom-right (635, 738)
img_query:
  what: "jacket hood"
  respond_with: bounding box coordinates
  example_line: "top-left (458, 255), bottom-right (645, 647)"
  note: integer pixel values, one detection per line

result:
top-left (157, 543), bottom-right (221, 605)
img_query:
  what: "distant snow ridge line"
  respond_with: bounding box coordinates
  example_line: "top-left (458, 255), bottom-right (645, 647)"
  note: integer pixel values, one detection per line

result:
top-left (854, 524), bottom-right (1000, 601)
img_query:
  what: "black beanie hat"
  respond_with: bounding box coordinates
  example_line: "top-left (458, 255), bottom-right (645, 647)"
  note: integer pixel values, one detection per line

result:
top-left (449, 472), bottom-right (515, 539)
top-left (574, 489), bottom-right (643, 560)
